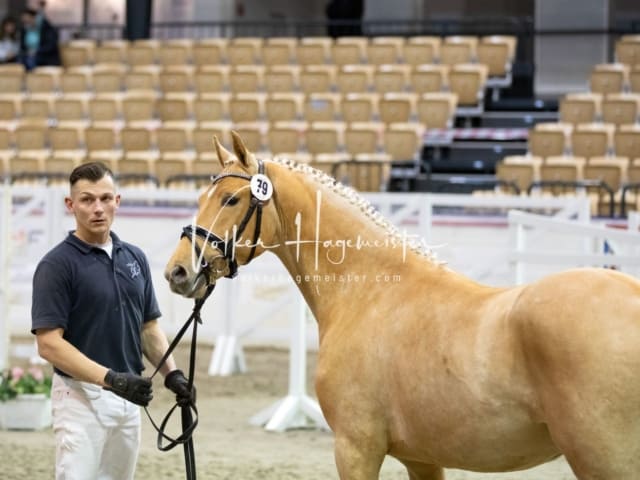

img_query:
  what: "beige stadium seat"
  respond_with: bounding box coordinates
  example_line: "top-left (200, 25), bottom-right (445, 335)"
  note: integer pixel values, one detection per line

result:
top-left (124, 69), bottom-right (158, 91)
top-left (95, 40), bottom-right (128, 64)
top-left (155, 157), bottom-right (191, 187)
top-left (159, 39), bottom-right (193, 67)
top-left (590, 63), bottom-right (630, 94)
top-left (54, 97), bottom-right (88, 123)
top-left (265, 93), bottom-right (303, 123)
top-left (601, 93), bottom-right (640, 126)
top-left (614, 124), bottom-right (640, 160)
top-left (193, 125), bottom-right (230, 160)
top-left (194, 94), bottom-right (230, 123)
top-left (335, 37), bottom-right (367, 60)
top-left (60, 69), bottom-right (92, 94)
top-left (402, 36), bottom-right (440, 65)
top-left (303, 93), bottom-right (340, 122)
top-left (120, 127), bottom-right (158, 162)
top-left (264, 65), bottom-right (300, 93)
top-left (0, 98), bottom-right (20, 124)
top-left (306, 121), bottom-right (350, 169)
top-left (26, 68), bottom-right (62, 93)
top-left (367, 37), bottom-right (404, 65)
top-left (122, 96), bottom-right (156, 125)
top-left (615, 38), bottom-right (640, 67)
top-left (227, 37), bottom-right (263, 65)
top-left (496, 155), bottom-right (543, 195)
top-left (560, 93), bottom-right (602, 125)
top-left (156, 126), bottom-right (195, 161)
top-left (379, 92), bottom-right (416, 124)
top-left (157, 97), bottom-right (192, 123)
top-left (115, 157), bottom-right (158, 188)
top-left (440, 36), bottom-right (477, 65)
top-left (60, 41), bottom-right (94, 68)
top-left (300, 65), bottom-right (336, 95)
top-left (84, 126), bottom-right (121, 166)
top-left (193, 38), bottom-right (228, 67)
top-left (448, 64), bottom-right (488, 116)
top-left (536, 156), bottom-right (585, 196)
top-left (296, 39), bottom-right (331, 66)
top-left (127, 43), bottom-right (157, 66)
top-left (373, 64), bottom-right (411, 94)
top-left (336, 64), bottom-right (374, 94)
top-left (229, 65), bottom-right (266, 94)
top-left (262, 38), bottom-right (296, 66)
top-left (417, 92), bottom-right (458, 129)
top-left (0, 68), bottom-right (24, 94)
top-left (194, 66), bottom-right (230, 95)
top-left (229, 93), bottom-right (266, 123)
top-left (331, 42), bottom-right (362, 66)
top-left (410, 64), bottom-right (448, 94)
top-left (571, 123), bottom-right (615, 159)
top-left (341, 93), bottom-right (378, 123)
top-left (191, 158), bottom-right (223, 184)
top-left (584, 156), bottom-right (628, 216)
top-left (21, 97), bottom-right (53, 122)
top-left (93, 69), bottom-right (124, 94)
top-left (89, 96), bottom-right (122, 124)
top-left (14, 123), bottom-right (49, 157)
top-left (267, 125), bottom-right (303, 156)
top-left (383, 123), bottom-right (422, 162)
top-left (528, 128), bottom-right (566, 159)
top-left (159, 67), bottom-right (195, 94)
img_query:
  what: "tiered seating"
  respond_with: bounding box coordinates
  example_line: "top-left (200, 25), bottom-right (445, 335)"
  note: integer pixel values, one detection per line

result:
top-left (2, 34), bottom-right (518, 191)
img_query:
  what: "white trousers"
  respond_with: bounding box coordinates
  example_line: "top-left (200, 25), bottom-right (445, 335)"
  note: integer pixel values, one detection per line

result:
top-left (51, 373), bottom-right (141, 480)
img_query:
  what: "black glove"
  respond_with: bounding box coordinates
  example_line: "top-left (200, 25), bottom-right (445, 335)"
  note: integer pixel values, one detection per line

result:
top-left (104, 370), bottom-right (153, 407)
top-left (164, 369), bottom-right (196, 406)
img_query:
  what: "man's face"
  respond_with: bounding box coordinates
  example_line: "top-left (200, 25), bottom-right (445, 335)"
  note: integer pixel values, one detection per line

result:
top-left (65, 175), bottom-right (120, 244)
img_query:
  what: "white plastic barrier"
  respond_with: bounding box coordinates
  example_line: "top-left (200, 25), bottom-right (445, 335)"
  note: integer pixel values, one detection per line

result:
top-left (509, 210), bottom-right (640, 285)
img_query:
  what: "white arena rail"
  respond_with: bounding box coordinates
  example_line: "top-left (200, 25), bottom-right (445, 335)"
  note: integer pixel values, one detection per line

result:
top-left (509, 210), bottom-right (640, 285)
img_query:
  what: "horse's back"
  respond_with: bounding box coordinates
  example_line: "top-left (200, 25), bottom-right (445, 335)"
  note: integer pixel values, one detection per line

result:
top-left (510, 267), bottom-right (640, 477)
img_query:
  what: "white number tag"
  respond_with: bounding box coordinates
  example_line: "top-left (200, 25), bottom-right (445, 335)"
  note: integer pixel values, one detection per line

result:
top-left (250, 174), bottom-right (273, 201)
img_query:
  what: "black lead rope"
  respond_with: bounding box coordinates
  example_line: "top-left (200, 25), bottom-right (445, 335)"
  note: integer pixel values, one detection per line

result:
top-left (144, 283), bottom-right (215, 480)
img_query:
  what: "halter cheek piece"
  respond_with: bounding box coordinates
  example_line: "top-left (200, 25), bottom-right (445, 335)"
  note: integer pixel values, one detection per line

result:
top-left (181, 159), bottom-right (267, 282)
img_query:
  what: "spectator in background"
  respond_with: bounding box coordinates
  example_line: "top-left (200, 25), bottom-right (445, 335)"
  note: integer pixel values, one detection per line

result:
top-left (0, 16), bottom-right (19, 63)
top-left (326, 0), bottom-right (364, 37)
top-left (19, 6), bottom-right (60, 70)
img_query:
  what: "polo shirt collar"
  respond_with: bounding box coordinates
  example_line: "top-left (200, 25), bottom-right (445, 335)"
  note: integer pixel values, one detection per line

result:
top-left (65, 231), bottom-right (123, 254)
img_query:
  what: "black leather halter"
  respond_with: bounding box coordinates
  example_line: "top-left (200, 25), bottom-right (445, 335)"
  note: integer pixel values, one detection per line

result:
top-left (181, 159), bottom-right (267, 282)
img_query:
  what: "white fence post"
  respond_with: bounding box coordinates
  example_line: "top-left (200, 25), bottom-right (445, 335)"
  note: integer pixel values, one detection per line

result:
top-left (0, 185), bottom-right (11, 370)
top-left (249, 295), bottom-right (328, 432)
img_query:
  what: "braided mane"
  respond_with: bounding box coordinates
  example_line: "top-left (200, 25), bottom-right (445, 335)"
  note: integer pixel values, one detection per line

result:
top-left (268, 155), bottom-right (441, 263)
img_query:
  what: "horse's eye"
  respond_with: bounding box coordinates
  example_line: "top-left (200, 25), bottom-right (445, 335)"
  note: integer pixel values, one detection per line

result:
top-left (223, 195), bottom-right (239, 207)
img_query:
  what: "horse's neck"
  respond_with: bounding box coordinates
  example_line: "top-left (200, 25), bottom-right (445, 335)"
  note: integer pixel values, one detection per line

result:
top-left (269, 164), bottom-right (439, 331)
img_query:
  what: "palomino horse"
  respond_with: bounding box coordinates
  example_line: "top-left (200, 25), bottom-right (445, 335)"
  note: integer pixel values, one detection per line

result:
top-left (165, 131), bottom-right (640, 480)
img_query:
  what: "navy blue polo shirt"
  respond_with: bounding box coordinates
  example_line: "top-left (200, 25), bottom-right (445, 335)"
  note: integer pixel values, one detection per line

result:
top-left (31, 231), bottom-right (161, 377)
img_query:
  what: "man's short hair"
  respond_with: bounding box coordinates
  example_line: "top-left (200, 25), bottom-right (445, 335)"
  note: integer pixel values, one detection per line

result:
top-left (69, 162), bottom-right (114, 186)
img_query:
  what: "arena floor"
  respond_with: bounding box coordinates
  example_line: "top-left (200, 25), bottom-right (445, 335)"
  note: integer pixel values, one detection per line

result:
top-left (2, 343), bottom-right (577, 479)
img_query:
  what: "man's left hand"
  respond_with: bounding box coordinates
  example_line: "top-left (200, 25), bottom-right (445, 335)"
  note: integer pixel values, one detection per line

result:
top-left (164, 369), bottom-right (196, 406)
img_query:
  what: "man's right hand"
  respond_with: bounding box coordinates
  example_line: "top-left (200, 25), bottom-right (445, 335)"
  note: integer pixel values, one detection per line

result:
top-left (103, 370), bottom-right (153, 407)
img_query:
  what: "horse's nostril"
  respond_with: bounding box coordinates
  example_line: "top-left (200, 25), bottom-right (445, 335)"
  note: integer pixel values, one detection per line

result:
top-left (170, 265), bottom-right (188, 284)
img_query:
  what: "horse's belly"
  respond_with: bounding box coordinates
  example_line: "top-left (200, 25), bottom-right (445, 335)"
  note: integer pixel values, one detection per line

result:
top-left (392, 419), bottom-right (561, 472)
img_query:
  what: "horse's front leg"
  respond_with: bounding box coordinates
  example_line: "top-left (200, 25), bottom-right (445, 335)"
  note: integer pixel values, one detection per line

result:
top-left (334, 433), bottom-right (387, 479)
top-left (404, 460), bottom-right (445, 480)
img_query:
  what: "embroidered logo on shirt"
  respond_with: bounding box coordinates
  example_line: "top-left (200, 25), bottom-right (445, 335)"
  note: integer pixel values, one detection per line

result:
top-left (127, 261), bottom-right (141, 279)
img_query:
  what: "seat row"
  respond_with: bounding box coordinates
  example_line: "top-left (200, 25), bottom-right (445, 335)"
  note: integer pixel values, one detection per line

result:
top-left (614, 35), bottom-right (640, 67)
top-left (0, 91), bottom-right (458, 128)
top-left (528, 122), bottom-right (640, 160)
top-left (495, 154), bottom-right (640, 217)
top-left (0, 63), bottom-right (483, 104)
top-left (559, 92), bottom-right (640, 125)
top-left (588, 63), bottom-right (640, 94)
top-left (0, 122), bottom-right (424, 192)
top-left (60, 35), bottom-right (516, 73)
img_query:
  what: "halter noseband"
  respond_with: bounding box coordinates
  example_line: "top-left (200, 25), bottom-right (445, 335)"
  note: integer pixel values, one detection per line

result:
top-left (181, 159), bottom-right (267, 282)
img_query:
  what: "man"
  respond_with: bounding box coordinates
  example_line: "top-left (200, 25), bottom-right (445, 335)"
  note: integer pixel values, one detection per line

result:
top-left (20, 6), bottom-right (60, 70)
top-left (32, 162), bottom-right (192, 480)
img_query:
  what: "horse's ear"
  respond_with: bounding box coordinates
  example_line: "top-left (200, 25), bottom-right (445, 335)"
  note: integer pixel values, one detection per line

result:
top-left (230, 130), bottom-right (251, 169)
top-left (213, 135), bottom-right (231, 168)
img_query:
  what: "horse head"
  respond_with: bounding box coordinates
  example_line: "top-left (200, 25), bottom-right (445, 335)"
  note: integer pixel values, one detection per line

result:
top-left (164, 131), bottom-right (279, 298)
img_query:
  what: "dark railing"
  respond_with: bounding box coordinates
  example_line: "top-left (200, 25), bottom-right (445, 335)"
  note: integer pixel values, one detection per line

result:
top-left (621, 183), bottom-right (640, 217)
top-left (527, 179), bottom-right (616, 218)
